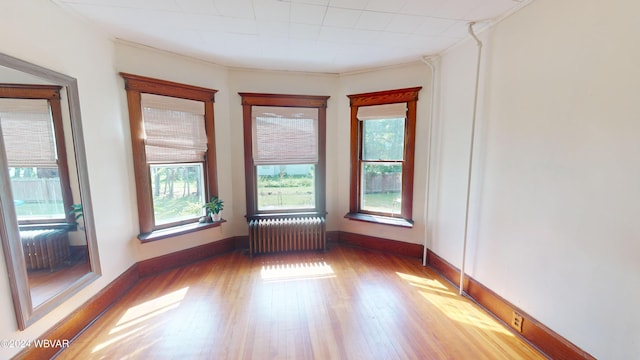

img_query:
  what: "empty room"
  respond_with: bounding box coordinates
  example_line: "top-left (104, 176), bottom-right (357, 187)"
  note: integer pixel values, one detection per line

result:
top-left (0, 0), bottom-right (637, 359)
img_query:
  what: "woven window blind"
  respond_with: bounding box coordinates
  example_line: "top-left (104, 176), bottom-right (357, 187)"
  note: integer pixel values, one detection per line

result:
top-left (356, 102), bottom-right (407, 121)
top-left (0, 98), bottom-right (57, 167)
top-left (141, 93), bottom-right (207, 163)
top-left (252, 106), bottom-right (318, 165)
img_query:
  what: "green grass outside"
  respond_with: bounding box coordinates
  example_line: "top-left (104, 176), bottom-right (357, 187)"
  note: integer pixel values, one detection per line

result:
top-left (257, 175), bottom-right (314, 209)
top-left (258, 186), bottom-right (314, 209)
top-left (153, 194), bottom-right (203, 223)
top-left (362, 191), bottom-right (401, 214)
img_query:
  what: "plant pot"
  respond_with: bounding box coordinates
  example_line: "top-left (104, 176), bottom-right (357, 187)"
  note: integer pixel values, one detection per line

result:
top-left (211, 213), bottom-right (222, 222)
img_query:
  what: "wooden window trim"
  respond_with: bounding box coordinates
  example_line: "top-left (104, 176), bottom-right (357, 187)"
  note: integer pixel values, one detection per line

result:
top-left (239, 92), bottom-right (329, 217)
top-left (120, 73), bottom-right (219, 238)
top-left (0, 84), bottom-right (74, 225)
top-left (345, 87), bottom-right (421, 227)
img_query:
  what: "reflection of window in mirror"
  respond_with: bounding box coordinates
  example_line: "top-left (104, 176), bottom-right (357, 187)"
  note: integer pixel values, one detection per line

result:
top-left (0, 84), bottom-right (74, 226)
top-left (345, 87), bottom-right (421, 228)
top-left (0, 83), bottom-right (90, 309)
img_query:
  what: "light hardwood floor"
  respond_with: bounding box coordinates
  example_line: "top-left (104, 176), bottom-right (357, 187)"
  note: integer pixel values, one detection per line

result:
top-left (57, 245), bottom-right (546, 359)
top-left (29, 260), bottom-right (91, 307)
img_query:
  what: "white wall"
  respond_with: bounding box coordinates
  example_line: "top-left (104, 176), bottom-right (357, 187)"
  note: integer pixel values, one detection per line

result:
top-left (0, 1), bottom-right (136, 358)
top-left (431, 0), bottom-right (640, 358)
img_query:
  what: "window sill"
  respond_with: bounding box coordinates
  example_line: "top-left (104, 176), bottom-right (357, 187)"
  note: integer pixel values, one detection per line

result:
top-left (19, 222), bottom-right (78, 231)
top-left (344, 212), bottom-right (413, 228)
top-left (138, 219), bottom-right (226, 243)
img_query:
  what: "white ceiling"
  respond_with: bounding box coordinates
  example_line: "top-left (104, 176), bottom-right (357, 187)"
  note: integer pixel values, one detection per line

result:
top-left (52, 0), bottom-right (530, 74)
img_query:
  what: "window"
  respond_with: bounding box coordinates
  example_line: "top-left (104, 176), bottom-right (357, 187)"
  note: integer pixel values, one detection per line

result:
top-left (345, 87), bottom-right (421, 227)
top-left (0, 84), bottom-right (74, 226)
top-left (239, 93), bottom-right (329, 216)
top-left (121, 73), bottom-right (219, 238)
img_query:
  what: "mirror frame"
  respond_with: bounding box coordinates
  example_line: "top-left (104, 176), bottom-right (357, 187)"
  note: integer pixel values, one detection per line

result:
top-left (0, 52), bottom-right (101, 330)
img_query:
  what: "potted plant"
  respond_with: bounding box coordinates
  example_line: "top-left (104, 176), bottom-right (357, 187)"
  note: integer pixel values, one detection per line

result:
top-left (203, 196), bottom-right (224, 222)
top-left (68, 203), bottom-right (84, 230)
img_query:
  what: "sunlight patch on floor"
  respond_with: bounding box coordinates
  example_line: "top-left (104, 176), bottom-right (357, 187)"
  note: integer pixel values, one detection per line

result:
top-left (92, 326), bottom-right (148, 353)
top-left (108, 301), bottom-right (180, 335)
top-left (422, 291), bottom-right (514, 335)
top-left (397, 272), bottom-right (513, 336)
top-left (90, 287), bottom-right (189, 353)
top-left (116, 287), bottom-right (189, 326)
top-left (261, 261), bottom-right (335, 282)
top-left (396, 272), bottom-right (451, 295)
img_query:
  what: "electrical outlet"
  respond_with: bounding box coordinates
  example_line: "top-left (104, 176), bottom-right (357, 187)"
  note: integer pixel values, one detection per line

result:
top-left (511, 311), bottom-right (523, 332)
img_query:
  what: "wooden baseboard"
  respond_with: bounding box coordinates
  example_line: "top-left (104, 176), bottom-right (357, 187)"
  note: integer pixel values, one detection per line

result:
top-left (336, 231), bottom-right (423, 258)
top-left (224, 230), bottom-right (417, 259)
top-left (69, 245), bottom-right (88, 262)
top-left (230, 230), bottom-right (415, 259)
top-left (326, 230), bottom-right (340, 244)
top-left (14, 264), bottom-right (139, 360)
top-left (138, 237), bottom-right (238, 277)
top-left (426, 250), bottom-right (595, 360)
top-left (233, 235), bottom-right (249, 250)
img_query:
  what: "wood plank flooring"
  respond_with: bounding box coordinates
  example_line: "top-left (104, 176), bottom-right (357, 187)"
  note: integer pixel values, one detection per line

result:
top-left (29, 260), bottom-right (91, 307)
top-left (57, 245), bottom-right (546, 359)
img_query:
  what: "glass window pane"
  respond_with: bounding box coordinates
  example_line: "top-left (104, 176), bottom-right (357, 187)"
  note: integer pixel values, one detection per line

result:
top-left (257, 164), bottom-right (315, 211)
top-left (362, 118), bottom-right (405, 161)
top-left (150, 163), bottom-right (205, 225)
top-left (10, 167), bottom-right (65, 220)
top-left (361, 163), bottom-right (402, 215)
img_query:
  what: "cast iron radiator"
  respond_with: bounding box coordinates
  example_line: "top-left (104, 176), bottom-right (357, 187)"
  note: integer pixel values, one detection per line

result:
top-left (20, 229), bottom-right (70, 271)
top-left (248, 215), bottom-right (326, 257)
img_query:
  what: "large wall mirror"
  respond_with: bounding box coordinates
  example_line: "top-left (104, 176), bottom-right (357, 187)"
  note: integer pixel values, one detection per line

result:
top-left (0, 52), bottom-right (101, 330)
